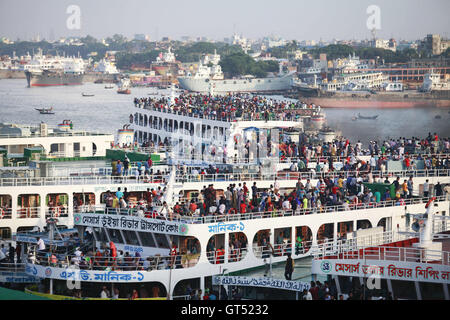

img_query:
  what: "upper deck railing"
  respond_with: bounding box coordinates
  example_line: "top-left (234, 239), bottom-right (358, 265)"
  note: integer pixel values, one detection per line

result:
top-left (0, 175), bottom-right (167, 187)
top-left (135, 104), bottom-right (319, 123)
top-left (312, 234), bottom-right (450, 266)
top-left (175, 168), bottom-right (450, 183)
top-left (0, 167), bottom-right (448, 188)
top-left (0, 130), bottom-right (112, 140)
top-left (80, 196), bottom-right (448, 225)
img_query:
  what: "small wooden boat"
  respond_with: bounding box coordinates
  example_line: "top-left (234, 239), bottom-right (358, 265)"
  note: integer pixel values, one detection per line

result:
top-left (82, 93), bottom-right (95, 97)
top-left (104, 85), bottom-right (114, 89)
top-left (35, 107), bottom-right (54, 114)
top-left (357, 113), bottom-right (378, 120)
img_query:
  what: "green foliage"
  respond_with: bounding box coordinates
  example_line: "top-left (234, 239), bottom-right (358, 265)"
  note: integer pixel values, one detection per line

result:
top-left (268, 40), bottom-right (299, 59)
top-left (307, 44), bottom-right (421, 63)
top-left (308, 44), bottom-right (355, 60)
top-left (173, 42), bottom-right (243, 63)
top-left (219, 52), bottom-right (278, 78)
top-left (115, 50), bottom-right (160, 69)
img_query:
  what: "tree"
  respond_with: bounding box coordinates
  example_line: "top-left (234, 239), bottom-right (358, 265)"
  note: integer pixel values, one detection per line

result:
top-left (219, 52), bottom-right (278, 78)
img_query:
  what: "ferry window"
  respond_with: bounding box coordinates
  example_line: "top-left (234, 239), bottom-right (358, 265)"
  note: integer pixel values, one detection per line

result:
top-left (122, 230), bottom-right (140, 246)
top-left (0, 227), bottom-right (11, 239)
top-left (138, 232), bottom-right (156, 247)
top-left (107, 229), bottom-right (124, 244)
top-left (154, 233), bottom-right (170, 248)
top-left (93, 227), bottom-right (108, 243)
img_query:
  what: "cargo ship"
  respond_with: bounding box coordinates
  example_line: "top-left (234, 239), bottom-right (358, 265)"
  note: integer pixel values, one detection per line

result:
top-left (289, 71), bottom-right (450, 108)
top-left (25, 70), bottom-right (84, 87)
top-left (178, 73), bottom-right (295, 93)
top-left (178, 50), bottom-right (294, 93)
top-left (297, 91), bottom-right (450, 108)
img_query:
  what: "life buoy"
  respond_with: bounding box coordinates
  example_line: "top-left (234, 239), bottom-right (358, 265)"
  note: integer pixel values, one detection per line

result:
top-left (425, 197), bottom-right (437, 208)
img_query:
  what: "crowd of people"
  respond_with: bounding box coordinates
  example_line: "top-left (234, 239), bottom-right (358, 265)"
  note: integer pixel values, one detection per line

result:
top-left (298, 279), bottom-right (393, 300)
top-left (32, 239), bottom-right (196, 273)
top-left (167, 172), bottom-right (446, 223)
top-left (134, 93), bottom-right (320, 122)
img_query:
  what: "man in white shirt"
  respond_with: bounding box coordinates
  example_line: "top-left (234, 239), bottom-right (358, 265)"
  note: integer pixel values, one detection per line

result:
top-left (0, 248), bottom-right (6, 262)
top-left (218, 203), bottom-right (226, 215)
top-left (282, 199), bottom-right (291, 210)
top-left (398, 144), bottom-right (404, 157)
top-left (37, 237), bottom-right (45, 251)
top-left (274, 178), bottom-right (280, 193)
top-left (100, 286), bottom-right (110, 299)
top-left (303, 289), bottom-right (312, 300)
top-left (305, 179), bottom-right (312, 192)
top-left (423, 179), bottom-right (429, 197)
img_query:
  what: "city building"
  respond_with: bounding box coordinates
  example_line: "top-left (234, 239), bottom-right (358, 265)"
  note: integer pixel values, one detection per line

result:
top-left (419, 34), bottom-right (450, 56)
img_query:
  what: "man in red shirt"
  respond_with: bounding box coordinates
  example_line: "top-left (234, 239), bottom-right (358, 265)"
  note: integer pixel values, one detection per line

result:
top-left (189, 200), bottom-right (197, 215)
top-left (243, 182), bottom-right (249, 201)
top-left (240, 201), bottom-right (247, 214)
top-left (404, 156), bottom-right (410, 169)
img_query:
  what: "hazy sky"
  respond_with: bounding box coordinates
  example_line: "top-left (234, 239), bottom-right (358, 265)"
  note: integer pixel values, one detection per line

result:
top-left (1, 0), bottom-right (449, 42)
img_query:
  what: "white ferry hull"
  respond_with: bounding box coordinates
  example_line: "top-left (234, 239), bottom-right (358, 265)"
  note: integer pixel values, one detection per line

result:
top-left (178, 75), bottom-right (294, 93)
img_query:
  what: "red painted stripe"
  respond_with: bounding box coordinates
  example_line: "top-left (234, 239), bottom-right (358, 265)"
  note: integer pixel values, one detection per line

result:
top-left (30, 83), bottom-right (82, 87)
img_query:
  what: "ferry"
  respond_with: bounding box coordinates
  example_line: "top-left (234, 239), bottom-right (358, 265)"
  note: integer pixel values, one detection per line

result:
top-left (177, 50), bottom-right (294, 93)
top-left (311, 197), bottom-right (450, 300)
top-left (0, 96), bottom-right (449, 300)
top-left (117, 78), bottom-right (131, 95)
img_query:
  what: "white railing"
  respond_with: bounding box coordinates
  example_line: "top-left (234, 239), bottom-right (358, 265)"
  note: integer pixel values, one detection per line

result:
top-left (87, 196), bottom-right (448, 225)
top-left (50, 165), bottom-right (168, 178)
top-left (45, 207), bottom-right (69, 218)
top-left (311, 230), bottom-right (450, 265)
top-left (275, 153), bottom-right (450, 164)
top-left (0, 262), bottom-right (26, 272)
top-left (206, 248), bottom-right (249, 264)
top-left (110, 146), bottom-right (172, 154)
top-left (432, 216), bottom-right (450, 234)
top-left (16, 207), bottom-right (40, 219)
top-left (0, 131), bottom-right (110, 139)
top-left (136, 105), bottom-right (314, 123)
top-left (175, 168), bottom-right (450, 183)
top-left (251, 242), bottom-right (312, 259)
top-left (0, 208), bottom-right (12, 219)
top-left (323, 245), bottom-right (450, 266)
top-left (0, 175), bottom-right (167, 187)
top-left (32, 251), bottom-right (199, 271)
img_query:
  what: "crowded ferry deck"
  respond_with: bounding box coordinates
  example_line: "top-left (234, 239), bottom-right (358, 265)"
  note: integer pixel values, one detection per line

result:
top-left (0, 92), bottom-right (449, 300)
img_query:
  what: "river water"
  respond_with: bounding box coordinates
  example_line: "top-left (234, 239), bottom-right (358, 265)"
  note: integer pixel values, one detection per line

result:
top-left (0, 79), bottom-right (449, 144)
